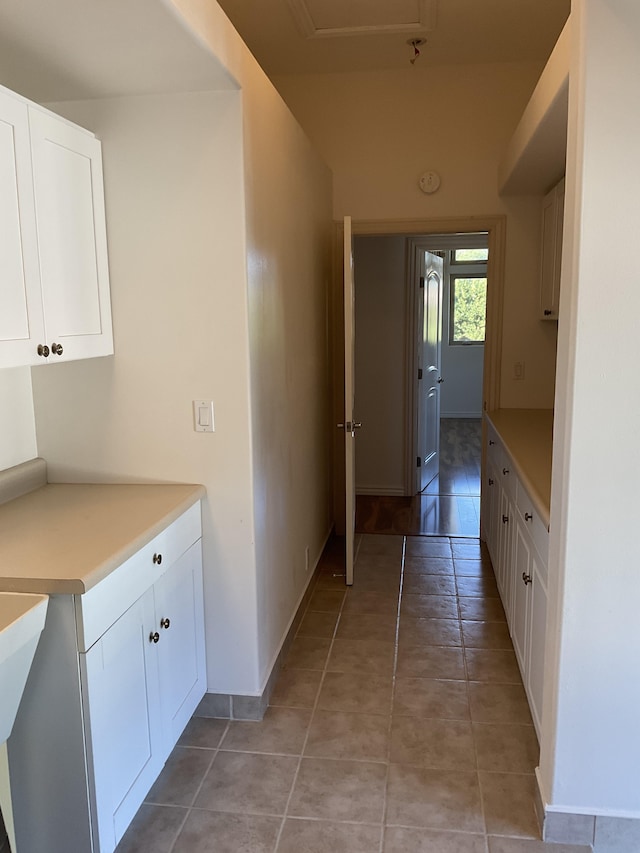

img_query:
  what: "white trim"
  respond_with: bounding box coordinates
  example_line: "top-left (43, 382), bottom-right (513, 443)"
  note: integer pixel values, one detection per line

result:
top-left (286, 0), bottom-right (437, 39)
top-left (441, 411), bottom-right (482, 419)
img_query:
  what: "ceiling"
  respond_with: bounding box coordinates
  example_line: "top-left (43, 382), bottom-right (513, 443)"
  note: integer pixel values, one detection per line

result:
top-left (216, 0), bottom-right (571, 76)
top-left (0, 0), bottom-right (571, 105)
top-left (0, 0), bottom-right (236, 104)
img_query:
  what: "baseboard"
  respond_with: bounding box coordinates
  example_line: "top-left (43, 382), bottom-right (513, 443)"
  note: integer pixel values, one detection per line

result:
top-left (440, 412), bottom-right (482, 419)
top-left (356, 486), bottom-right (405, 496)
top-left (194, 526), bottom-right (332, 721)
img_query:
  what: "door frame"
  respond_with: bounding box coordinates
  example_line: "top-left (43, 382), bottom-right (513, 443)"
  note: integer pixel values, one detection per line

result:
top-left (332, 215), bottom-right (506, 536)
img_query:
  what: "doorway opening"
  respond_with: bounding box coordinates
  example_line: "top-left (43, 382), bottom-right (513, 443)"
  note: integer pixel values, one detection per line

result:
top-left (350, 228), bottom-right (493, 538)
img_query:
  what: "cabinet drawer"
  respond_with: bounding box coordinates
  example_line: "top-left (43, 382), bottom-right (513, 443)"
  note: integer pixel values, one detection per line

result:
top-left (515, 481), bottom-right (549, 582)
top-left (486, 424), bottom-right (502, 467)
top-left (75, 502), bottom-right (201, 652)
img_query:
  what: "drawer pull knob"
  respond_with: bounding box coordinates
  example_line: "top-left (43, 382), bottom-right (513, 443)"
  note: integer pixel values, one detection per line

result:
top-left (502, 468), bottom-right (509, 476)
top-left (525, 512), bottom-right (533, 521)
top-left (489, 440), bottom-right (495, 446)
top-left (488, 478), bottom-right (494, 486)
top-left (522, 572), bottom-right (532, 585)
top-left (149, 631), bottom-right (160, 644)
top-left (502, 515), bottom-right (509, 524)
top-left (51, 342), bottom-right (63, 356)
top-left (160, 617), bottom-right (171, 630)
top-left (37, 344), bottom-right (50, 357)
top-left (153, 553), bottom-right (163, 565)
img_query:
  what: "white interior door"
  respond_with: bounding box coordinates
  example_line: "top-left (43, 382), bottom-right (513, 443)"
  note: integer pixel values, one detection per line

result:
top-left (343, 216), bottom-right (356, 586)
top-left (417, 251), bottom-right (443, 492)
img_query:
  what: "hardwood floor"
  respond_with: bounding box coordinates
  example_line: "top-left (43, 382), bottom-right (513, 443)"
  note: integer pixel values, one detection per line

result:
top-left (356, 419), bottom-right (481, 538)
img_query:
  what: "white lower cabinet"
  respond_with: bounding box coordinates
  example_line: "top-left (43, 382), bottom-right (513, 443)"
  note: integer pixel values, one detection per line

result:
top-left (7, 503), bottom-right (206, 853)
top-left (483, 422), bottom-right (549, 740)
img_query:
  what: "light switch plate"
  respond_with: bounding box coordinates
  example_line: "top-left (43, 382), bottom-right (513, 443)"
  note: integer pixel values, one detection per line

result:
top-left (193, 400), bottom-right (214, 432)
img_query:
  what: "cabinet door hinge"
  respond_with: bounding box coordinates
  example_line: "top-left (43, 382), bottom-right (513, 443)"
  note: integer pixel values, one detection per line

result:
top-left (419, 276), bottom-right (425, 289)
top-left (416, 456), bottom-right (422, 468)
top-left (418, 368), bottom-right (423, 380)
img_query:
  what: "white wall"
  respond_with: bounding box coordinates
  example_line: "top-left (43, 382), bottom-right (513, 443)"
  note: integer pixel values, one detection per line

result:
top-left (0, 368), bottom-right (36, 470)
top-left (275, 63), bottom-right (558, 410)
top-left (169, 0), bottom-right (334, 691)
top-left (31, 0), bottom-right (333, 698)
top-left (32, 91), bottom-right (260, 695)
top-left (353, 235), bottom-right (406, 494)
top-left (541, 0), bottom-right (640, 819)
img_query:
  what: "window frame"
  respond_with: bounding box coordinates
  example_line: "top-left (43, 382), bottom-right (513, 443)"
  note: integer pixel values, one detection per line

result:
top-left (451, 247), bottom-right (490, 264)
top-left (448, 266), bottom-right (488, 346)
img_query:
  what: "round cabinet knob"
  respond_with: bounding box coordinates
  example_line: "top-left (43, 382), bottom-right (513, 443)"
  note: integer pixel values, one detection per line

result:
top-left (502, 515), bottom-right (509, 524)
top-left (525, 512), bottom-right (533, 521)
top-left (522, 572), bottom-right (532, 585)
top-left (502, 468), bottom-right (510, 476)
top-left (37, 344), bottom-right (50, 358)
top-left (160, 617), bottom-right (171, 630)
top-left (489, 440), bottom-right (495, 446)
top-left (149, 631), bottom-right (160, 644)
top-left (544, 309), bottom-right (553, 316)
top-left (51, 343), bottom-right (63, 356)
top-left (488, 478), bottom-right (494, 486)
top-left (153, 553), bottom-right (162, 565)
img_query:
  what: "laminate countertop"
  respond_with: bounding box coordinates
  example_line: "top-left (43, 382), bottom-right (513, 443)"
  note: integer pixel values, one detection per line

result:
top-left (0, 483), bottom-right (205, 595)
top-left (486, 408), bottom-right (553, 527)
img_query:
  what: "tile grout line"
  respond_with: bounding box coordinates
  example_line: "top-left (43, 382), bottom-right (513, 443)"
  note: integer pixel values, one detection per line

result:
top-left (271, 556), bottom-right (349, 853)
top-left (165, 735), bottom-right (224, 853)
top-left (378, 534), bottom-right (406, 853)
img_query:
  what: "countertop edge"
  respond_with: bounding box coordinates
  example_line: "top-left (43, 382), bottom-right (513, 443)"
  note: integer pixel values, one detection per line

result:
top-left (0, 484), bottom-right (206, 596)
top-left (79, 485), bottom-right (206, 594)
top-left (485, 410), bottom-right (552, 529)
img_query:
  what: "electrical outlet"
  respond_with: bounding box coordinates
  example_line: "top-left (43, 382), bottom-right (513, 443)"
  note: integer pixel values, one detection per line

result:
top-left (513, 361), bottom-right (525, 381)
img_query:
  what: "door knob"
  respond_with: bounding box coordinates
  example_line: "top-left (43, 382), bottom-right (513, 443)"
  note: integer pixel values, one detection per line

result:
top-left (352, 422), bottom-right (362, 430)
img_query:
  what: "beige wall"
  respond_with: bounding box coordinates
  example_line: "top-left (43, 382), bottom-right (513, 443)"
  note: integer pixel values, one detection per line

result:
top-left (0, 368), bottom-right (36, 470)
top-left (31, 0), bottom-right (333, 697)
top-left (275, 63), bottom-right (558, 409)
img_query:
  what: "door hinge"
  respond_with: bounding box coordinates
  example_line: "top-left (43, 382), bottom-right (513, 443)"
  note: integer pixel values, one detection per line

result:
top-left (416, 456), bottom-right (422, 468)
top-left (418, 368), bottom-right (423, 380)
top-left (419, 276), bottom-right (425, 289)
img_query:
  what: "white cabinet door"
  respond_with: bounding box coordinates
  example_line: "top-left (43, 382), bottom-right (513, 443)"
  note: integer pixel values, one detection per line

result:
top-left (540, 178), bottom-right (565, 320)
top-left (527, 555), bottom-right (548, 737)
top-left (29, 107), bottom-right (113, 362)
top-left (512, 518), bottom-right (531, 678)
top-left (497, 488), bottom-right (512, 612)
top-left (82, 590), bottom-right (163, 853)
top-left (0, 89), bottom-right (45, 366)
top-left (154, 539), bottom-right (206, 755)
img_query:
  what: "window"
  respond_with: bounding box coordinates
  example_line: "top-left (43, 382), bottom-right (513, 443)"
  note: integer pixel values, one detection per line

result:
top-left (453, 248), bottom-right (489, 263)
top-left (450, 276), bottom-right (487, 344)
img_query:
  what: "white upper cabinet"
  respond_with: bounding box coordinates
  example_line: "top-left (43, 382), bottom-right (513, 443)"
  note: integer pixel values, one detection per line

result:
top-left (539, 177), bottom-right (565, 320)
top-left (0, 89), bottom-right (44, 367)
top-left (0, 84), bottom-right (113, 368)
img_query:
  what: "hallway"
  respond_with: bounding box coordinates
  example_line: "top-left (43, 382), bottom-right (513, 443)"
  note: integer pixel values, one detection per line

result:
top-left (116, 533), bottom-right (589, 853)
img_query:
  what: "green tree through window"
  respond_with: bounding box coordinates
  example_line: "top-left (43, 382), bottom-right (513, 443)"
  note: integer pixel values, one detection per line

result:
top-left (451, 276), bottom-right (486, 343)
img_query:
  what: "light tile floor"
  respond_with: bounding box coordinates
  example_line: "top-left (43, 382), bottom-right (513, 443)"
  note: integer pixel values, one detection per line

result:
top-left (116, 535), bottom-right (592, 853)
